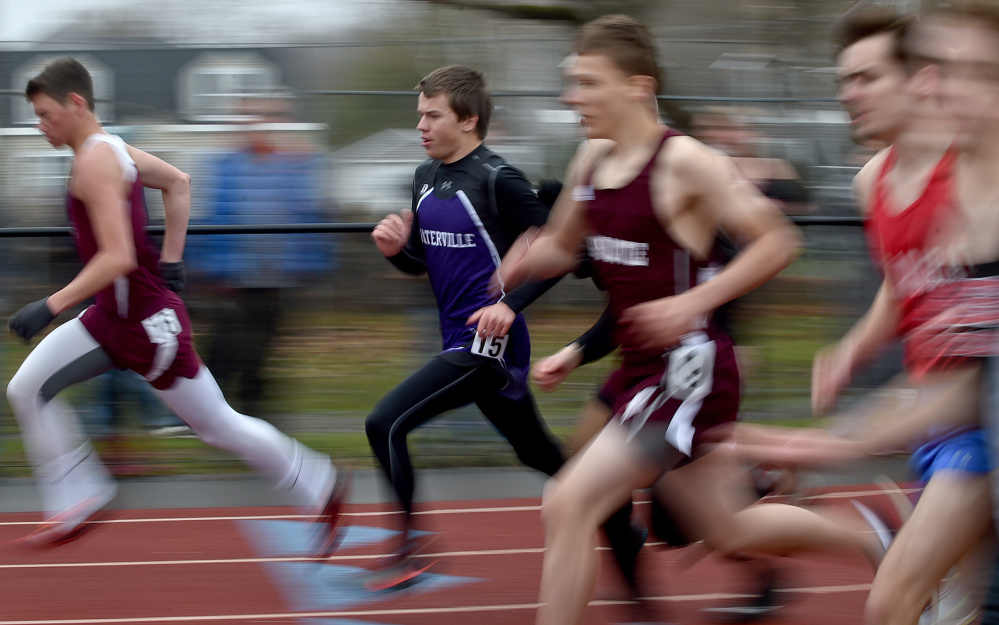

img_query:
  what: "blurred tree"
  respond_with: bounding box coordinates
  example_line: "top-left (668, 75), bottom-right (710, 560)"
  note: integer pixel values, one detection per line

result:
top-left (415, 0), bottom-right (655, 24)
top-left (316, 45), bottom-right (433, 147)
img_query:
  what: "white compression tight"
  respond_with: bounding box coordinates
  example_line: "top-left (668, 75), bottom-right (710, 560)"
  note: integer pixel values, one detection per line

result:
top-left (7, 318), bottom-right (334, 517)
top-left (7, 319), bottom-right (117, 517)
top-left (153, 366), bottom-right (334, 512)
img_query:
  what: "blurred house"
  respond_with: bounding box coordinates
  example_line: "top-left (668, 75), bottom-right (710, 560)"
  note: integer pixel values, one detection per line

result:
top-left (331, 129), bottom-right (426, 216)
top-left (331, 126), bottom-right (554, 216)
top-left (0, 47), bottom-right (334, 227)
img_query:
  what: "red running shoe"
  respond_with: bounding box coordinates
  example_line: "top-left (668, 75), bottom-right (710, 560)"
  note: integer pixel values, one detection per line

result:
top-left (314, 464), bottom-right (352, 559)
top-left (16, 498), bottom-right (115, 548)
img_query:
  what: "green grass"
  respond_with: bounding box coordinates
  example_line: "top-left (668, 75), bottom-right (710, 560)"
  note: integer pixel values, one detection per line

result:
top-left (0, 305), bottom-right (844, 478)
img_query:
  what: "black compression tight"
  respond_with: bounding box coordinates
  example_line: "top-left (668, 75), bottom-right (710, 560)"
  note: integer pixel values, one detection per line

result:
top-left (365, 356), bottom-right (565, 520)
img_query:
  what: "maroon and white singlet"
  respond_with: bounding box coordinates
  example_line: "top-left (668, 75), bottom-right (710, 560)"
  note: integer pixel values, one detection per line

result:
top-left (580, 129), bottom-right (740, 457)
top-left (69, 134), bottom-right (200, 389)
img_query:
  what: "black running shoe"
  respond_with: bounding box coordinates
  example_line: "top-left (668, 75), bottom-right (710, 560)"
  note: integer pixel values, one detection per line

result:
top-left (703, 562), bottom-right (783, 623)
top-left (364, 535), bottom-right (441, 592)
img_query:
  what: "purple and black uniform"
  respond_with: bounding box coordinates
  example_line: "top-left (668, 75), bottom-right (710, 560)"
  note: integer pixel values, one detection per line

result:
top-left (366, 144), bottom-right (565, 521)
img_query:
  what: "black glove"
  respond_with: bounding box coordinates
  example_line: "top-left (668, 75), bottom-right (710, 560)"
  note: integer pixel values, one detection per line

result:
top-left (8, 297), bottom-right (57, 341)
top-left (159, 260), bottom-right (185, 293)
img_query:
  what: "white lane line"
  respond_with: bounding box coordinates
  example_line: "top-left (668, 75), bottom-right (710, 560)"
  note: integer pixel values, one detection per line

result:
top-left (0, 583), bottom-right (872, 624)
top-left (0, 485), bottom-right (913, 528)
top-left (0, 505), bottom-right (544, 527)
top-left (0, 546), bottom-right (549, 569)
top-left (0, 541), bottom-right (688, 570)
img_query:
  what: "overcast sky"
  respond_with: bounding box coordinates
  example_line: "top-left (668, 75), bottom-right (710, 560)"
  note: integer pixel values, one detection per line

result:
top-left (0, 0), bottom-right (415, 47)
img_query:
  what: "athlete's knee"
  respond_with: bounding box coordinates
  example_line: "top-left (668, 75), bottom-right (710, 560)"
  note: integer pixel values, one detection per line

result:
top-left (697, 514), bottom-right (748, 558)
top-left (514, 444), bottom-right (564, 477)
top-left (541, 477), bottom-right (590, 532)
top-left (364, 412), bottom-right (391, 444)
top-left (865, 569), bottom-right (927, 625)
top-left (6, 369), bottom-right (39, 415)
top-left (178, 402), bottom-right (241, 449)
top-left (864, 590), bottom-right (891, 625)
top-left (865, 584), bottom-right (905, 625)
top-left (704, 534), bottom-right (745, 559)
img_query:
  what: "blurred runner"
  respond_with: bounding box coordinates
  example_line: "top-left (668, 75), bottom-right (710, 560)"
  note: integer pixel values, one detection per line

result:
top-left (7, 58), bottom-right (349, 557)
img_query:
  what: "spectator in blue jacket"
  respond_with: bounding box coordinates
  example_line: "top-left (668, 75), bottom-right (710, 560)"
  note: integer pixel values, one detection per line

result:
top-left (190, 94), bottom-right (335, 417)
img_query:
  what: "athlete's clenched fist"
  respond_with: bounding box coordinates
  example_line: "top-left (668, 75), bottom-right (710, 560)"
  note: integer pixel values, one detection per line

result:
top-left (372, 209), bottom-right (414, 257)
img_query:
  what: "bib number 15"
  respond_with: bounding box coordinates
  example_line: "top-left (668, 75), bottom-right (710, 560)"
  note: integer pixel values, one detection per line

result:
top-left (471, 332), bottom-right (509, 360)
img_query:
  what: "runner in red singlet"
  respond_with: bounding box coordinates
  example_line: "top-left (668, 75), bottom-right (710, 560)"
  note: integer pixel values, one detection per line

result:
top-left (733, 8), bottom-right (997, 625)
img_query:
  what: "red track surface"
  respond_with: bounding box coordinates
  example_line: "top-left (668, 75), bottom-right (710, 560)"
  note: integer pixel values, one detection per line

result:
top-left (0, 488), bottom-right (888, 625)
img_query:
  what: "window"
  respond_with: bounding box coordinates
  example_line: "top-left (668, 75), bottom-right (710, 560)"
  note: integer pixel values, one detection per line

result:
top-left (179, 53), bottom-right (279, 122)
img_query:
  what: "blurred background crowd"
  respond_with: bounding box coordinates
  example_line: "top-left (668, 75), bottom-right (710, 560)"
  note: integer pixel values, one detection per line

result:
top-left (0, 0), bottom-right (898, 475)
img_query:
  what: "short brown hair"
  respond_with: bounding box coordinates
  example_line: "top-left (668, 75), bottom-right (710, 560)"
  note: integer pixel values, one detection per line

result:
top-left (575, 14), bottom-right (662, 92)
top-left (418, 65), bottom-right (492, 140)
top-left (895, 0), bottom-right (999, 72)
top-left (924, 0), bottom-right (999, 31)
top-left (25, 57), bottom-right (95, 110)
top-left (833, 3), bottom-right (914, 62)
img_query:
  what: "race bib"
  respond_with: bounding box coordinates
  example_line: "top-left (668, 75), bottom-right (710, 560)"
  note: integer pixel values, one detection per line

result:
top-left (471, 332), bottom-right (509, 360)
top-left (141, 308), bottom-right (182, 345)
top-left (665, 341), bottom-right (715, 400)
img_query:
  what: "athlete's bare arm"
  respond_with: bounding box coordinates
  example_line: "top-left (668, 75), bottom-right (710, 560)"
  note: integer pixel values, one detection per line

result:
top-left (737, 364), bottom-right (982, 468)
top-left (621, 138), bottom-right (800, 348)
top-left (813, 282), bottom-right (900, 413)
top-left (127, 145), bottom-right (191, 263)
top-left (851, 149), bottom-right (889, 218)
top-left (495, 141), bottom-right (610, 291)
top-left (46, 144), bottom-right (137, 315)
top-left (812, 153), bottom-right (898, 414)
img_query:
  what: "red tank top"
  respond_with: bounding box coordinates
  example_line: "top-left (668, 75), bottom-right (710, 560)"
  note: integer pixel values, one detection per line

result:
top-left (67, 134), bottom-right (169, 322)
top-left (582, 129), bottom-right (717, 372)
top-left (865, 146), bottom-right (969, 375)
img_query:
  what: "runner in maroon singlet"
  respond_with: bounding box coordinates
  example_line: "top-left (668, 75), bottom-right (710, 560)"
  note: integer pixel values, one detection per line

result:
top-left (496, 16), bottom-right (889, 625)
top-left (6, 58), bottom-right (349, 552)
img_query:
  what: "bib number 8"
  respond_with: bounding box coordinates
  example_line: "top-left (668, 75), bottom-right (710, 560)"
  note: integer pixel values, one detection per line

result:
top-left (141, 308), bottom-right (182, 345)
top-left (471, 332), bottom-right (509, 360)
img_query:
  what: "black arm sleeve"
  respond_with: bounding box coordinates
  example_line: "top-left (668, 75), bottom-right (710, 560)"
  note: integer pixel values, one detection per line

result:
top-left (493, 166), bottom-right (550, 231)
top-left (575, 306), bottom-right (617, 366)
top-left (493, 166), bottom-right (563, 313)
top-left (502, 275), bottom-right (562, 314)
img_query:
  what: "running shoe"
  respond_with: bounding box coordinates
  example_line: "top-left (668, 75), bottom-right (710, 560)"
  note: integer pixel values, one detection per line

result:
top-left (16, 495), bottom-right (115, 548)
top-left (609, 521), bottom-right (648, 596)
top-left (703, 561), bottom-right (783, 623)
top-left (364, 535), bottom-right (441, 592)
top-left (314, 464), bottom-right (351, 559)
top-left (921, 553), bottom-right (989, 625)
top-left (364, 556), bottom-right (439, 592)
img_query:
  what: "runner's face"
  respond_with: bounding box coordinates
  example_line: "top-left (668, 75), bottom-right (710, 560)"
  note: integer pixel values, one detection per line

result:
top-left (416, 92), bottom-right (477, 163)
top-left (31, 92), bottom-right (76, 148)
top-left (923, 19), bottom-right (999, 147)
top-left (837, 33), bottom-right (911, 145)
top-left (561, 53), bottom-right (635, 140)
